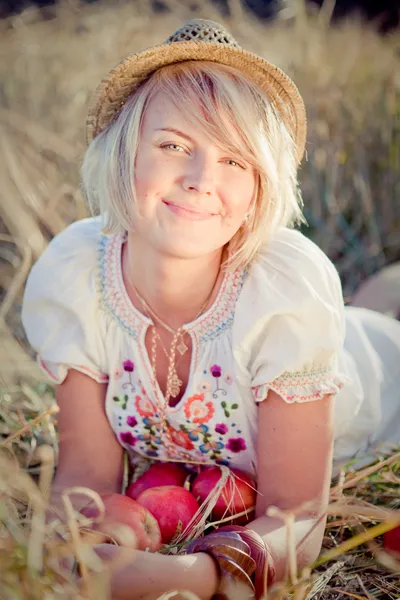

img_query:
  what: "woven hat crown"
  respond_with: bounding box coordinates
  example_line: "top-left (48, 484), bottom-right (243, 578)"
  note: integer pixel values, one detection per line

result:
top-left (165, 19), bottom-right (240, 48)
top-left (86, 18), bottom-right (307, 163)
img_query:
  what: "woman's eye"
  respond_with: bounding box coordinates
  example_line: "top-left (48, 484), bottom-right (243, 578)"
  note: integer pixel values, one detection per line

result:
top-left (225, 158), bottom-right (245, 169)
top-left (161, 143), bottom-right (185, 152)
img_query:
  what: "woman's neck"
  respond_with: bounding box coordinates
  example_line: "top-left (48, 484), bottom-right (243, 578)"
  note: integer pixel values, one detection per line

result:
top-left (123, 234), bottom-right (224, 329)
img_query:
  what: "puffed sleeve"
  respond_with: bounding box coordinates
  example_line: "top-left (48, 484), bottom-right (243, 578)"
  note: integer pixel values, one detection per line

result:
top-left (232, 228), bottom-right (349, 403)
top-left (21, 218), bottom-right (109, 384)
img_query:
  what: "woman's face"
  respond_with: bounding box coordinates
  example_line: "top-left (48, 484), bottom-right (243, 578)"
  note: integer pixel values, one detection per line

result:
top-left (132, 91), bottom-right (257, 260)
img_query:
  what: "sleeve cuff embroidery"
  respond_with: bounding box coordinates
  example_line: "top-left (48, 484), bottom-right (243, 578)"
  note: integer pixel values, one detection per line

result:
top-left (252, 366), bottom-right (351, 403)
top-left (38, 357), bottom-right (109, 385)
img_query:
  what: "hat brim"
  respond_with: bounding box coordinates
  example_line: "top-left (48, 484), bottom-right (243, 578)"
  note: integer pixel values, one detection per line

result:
top-left (86, 41), bottom-right (306, 163)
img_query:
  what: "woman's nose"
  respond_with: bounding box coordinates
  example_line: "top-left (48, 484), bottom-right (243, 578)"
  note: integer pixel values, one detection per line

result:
top-left (182, 156), bottom-right (215, 195)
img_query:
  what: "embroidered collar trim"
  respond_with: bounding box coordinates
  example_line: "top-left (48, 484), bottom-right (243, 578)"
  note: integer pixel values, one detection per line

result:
top-left (98, 232), bottom-right (246, 341)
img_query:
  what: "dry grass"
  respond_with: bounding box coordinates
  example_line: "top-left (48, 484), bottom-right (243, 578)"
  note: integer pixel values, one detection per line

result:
top-left (0, 0), bottom-right (399, 598)
top-left (1, 390), bottom-right (399, 599)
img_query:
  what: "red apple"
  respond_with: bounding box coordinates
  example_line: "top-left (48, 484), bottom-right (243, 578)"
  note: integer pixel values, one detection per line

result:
top-left (383, 525), bottom-right (400, 556)
top-left (191, 466), bottom-right (256, 523)
top-left (126, 462), bottom-right (188, 500)
top-left (137, 485), bottom-right (200, 544)
top-left (80, 493), bottom-right (162, 552)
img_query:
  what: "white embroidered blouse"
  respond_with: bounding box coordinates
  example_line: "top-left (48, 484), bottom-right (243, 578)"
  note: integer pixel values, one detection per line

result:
top-left (22, 217), bottom-right (350, 477)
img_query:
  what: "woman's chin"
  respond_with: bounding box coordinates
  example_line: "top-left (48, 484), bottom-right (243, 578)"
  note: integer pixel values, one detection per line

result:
top-left (156, 239), bottom-right (223, 261)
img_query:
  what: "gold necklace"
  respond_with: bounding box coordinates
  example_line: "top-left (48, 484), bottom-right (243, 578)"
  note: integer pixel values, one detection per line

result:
top-left (123, 251), bottom-right (222, 458)
top-left (134, 282), bottom-right (216, 399)
top-left (132, 286), bottom-right (212, 357)
top-left (152, 328), bottom-right (186, 398)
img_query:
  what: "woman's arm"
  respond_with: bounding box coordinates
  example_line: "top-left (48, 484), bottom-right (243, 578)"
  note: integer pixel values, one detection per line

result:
top-left (87, 391), bottom-right (334, 599)
top-left (247, 390), bottom-right (335, 583)
top-left (48, 369), bottom-right (125, 521)
top-left (92, 545), bottom-right (219, 600)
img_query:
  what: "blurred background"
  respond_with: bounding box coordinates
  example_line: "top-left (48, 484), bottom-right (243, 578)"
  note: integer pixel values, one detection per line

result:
top-left (0, 4), bottom-right (399, 598)
top-left (0, 0), bottom-right (399, 385)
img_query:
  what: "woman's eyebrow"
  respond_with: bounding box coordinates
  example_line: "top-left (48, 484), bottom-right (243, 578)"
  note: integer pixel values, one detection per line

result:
top-left (155, 127), bottom-right (193, 143)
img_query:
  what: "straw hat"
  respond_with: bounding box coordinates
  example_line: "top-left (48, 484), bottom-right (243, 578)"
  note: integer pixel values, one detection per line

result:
top-left (86, 18), bottom-right (307, 163)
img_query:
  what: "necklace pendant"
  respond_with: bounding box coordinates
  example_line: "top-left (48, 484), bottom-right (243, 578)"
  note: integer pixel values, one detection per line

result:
top-left (177, 339), bottom-right (188, 356)
top-left (170, 372), bottom-right (182, 398)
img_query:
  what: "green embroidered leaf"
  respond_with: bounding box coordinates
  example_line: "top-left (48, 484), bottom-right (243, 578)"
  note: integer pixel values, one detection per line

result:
top-left (231, 403), bottom-right (239, 409)
top-left (224, 411), bottom-right (230, 418)
top-left (221, 401), bottom-right (226, 408)
top-left (112, 396), bottom-right (120, 402)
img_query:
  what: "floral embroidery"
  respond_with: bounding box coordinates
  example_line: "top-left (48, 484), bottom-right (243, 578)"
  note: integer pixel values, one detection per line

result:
top-left (120, 432), bottom-right (137, 446)
top-left (122, 360), bottom-right (135, 392)
top-left (198, 381), bottom-right (212, 393)
top-left (168, 426), bottom-right (195, 451)
top-left (177, 421), bottom-right (225, 460)
top-left (184, 393), bottom-right (215, 424)
top-left (113, 394), bottom-right (129, 410)
top-left (215, 423), bottom-right (228, 435)
top-left (108, 335), bottom-right (249, 464)
top-left (137, 434), bottom-right (162, 454)
top-left (210, 364), bottom-right (222, 378)
top-left (135, 394), bottom-right (156, 418)
top-left (187, 423), bottom-right (209, 441)
top-left (220, 400), bottom-right (239, 418)
top-left (226, 437), bottom-right (246, 453)
top-left (210, 364), bottom-right (227, 398)
top-left (199, 439), bottom-right (224, 455)
top-left (137, 416), bottom-right (163, 454)
top-left (114, 368), bottom-right (123, 380)
top-left (143, 416), bottom-right (161, 429)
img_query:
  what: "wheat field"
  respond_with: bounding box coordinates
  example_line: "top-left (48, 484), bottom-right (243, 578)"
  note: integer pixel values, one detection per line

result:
top-left (0, 1), bottom-right (399, 598)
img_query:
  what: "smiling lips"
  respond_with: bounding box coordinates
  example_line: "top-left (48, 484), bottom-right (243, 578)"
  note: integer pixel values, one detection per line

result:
top-left (163, 200), bottom-right (217, 221)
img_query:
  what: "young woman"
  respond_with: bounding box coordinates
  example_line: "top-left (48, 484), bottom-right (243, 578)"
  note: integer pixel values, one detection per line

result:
top-left (22, 18), bottom-right (400, 600)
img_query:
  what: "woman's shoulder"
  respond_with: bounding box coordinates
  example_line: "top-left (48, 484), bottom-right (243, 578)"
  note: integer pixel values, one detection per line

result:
top-left (43, 216), bottom-right (103, 259)
top-left (27, 217), bottom-right (102, 282)
top-left (254, 227), bottom-right (341, 285)
top-left (232, 227), bottom-right (346, 386)
top-left (22, 217), bottom-right (110, 383)
top-left (23, 217), bottom-right (106, 316)
top-left (233, 227), bottom-right (344, 336)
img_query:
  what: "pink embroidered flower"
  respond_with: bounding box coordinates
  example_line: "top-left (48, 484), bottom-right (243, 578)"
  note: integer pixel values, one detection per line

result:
top-left (215, 423), bottom-right (228, 435)
top-left (184, 394), bottom-right (215, 424)
top-left (226, 437), bottom-right (247, 453)
top-left (123, 360), bottom-right (134, 372)
top-left (224, 374), bottom-right (233, 385)
top-left (120, 432), bottom-right (137, 446)
top-left (198, 381), bottom-right (212, 393)
top-left (210, 364), bottom-right (222, 378)
top-left (135, 395), bottom-right (155, 418)
top-left (168, 427), bottom-right (194, 451)
top-left (114, 368), bottom-right (123, 380)
top-left (127, 416), bottom-right (137, 427)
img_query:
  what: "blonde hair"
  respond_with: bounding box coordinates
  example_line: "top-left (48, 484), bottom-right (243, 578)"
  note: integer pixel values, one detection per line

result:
top-left (81, 61), bottom-right (305, 271)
